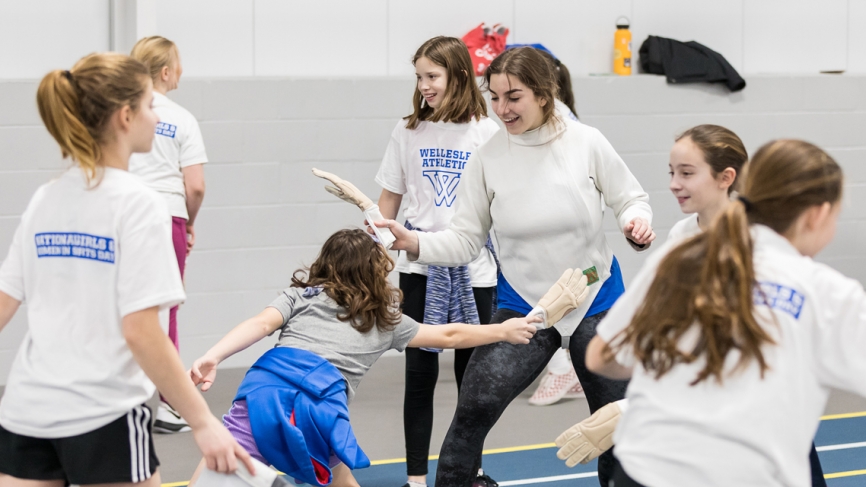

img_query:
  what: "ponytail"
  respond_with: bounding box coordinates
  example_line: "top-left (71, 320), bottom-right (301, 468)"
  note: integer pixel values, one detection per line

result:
top-left (37, 70), bottom-right (101, 181)
top-left (612, 139), bottom-right (843, 384)
top-left (36, 53), bottom-right (150, 184)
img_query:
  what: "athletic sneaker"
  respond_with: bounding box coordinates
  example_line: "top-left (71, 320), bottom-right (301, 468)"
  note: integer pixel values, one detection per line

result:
top-left (564, 379), bottom-right (586, 399)
top-left (528, 369), bottom-right (580, 406)
top-left (153, 400), bottom-right (192, 434)
top-left (473, 473), bottom-right (499, 487)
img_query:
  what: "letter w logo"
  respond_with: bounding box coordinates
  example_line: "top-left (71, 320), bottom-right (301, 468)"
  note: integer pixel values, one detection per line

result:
top-left (422, 170), bottom-right (461, 207)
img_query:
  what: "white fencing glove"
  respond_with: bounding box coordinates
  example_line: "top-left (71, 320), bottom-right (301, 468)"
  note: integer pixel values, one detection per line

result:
top-left (312, 168), bottom-right (396, 249)
top-left (195, 457), bottom-right (291, 487)
top-left (527, 268), bottom-right (591, 329)
top-left (555, 399), bottom-right (625, 467)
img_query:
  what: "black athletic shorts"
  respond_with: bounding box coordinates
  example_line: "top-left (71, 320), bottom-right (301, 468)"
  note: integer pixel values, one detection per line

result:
top-left (0, 404), bottom-right (159, 485)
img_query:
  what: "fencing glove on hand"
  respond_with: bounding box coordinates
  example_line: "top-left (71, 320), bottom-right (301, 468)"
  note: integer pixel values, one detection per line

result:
top-left (312, 168), bottom-right (396, 249)
top-left (527, 269), bottom-right (591, 329)
top-left (195, 457), bottom-right (291, 487)
top-left (555, 400), bottom-right (624, 467)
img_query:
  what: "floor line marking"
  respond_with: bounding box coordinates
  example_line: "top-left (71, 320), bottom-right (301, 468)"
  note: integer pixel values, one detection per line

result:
top-left (825, 468), bottom-right (866, 479)
top-left (498, 472), bottom-right (598, 486)
top-left (161, 411), bottom-right (866, 486)
top-left (820, 410), bottom-right (866, 420)
top-left (816, 441), bottom-right (866, 452)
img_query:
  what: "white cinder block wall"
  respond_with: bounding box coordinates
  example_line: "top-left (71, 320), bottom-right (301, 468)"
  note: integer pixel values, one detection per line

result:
top-left (1, 0), bottom-right (866, 383)
top-left (1, 75), bottom-right (865, 383)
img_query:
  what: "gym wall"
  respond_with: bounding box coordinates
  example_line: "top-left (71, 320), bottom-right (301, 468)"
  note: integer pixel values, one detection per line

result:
top-left (1, 1), bottom-right (865, 383)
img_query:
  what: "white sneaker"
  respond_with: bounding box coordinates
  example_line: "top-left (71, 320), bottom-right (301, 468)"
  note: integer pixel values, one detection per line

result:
top-left (528, 369), bottom-right (580, 406)
top-left (564, 380), bottom-right (586, 399)
top-left (153, 401), bottom-right (192, 434)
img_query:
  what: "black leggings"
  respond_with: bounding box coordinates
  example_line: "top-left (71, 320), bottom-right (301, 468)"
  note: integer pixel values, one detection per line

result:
top-left (399, 272), bottom-right (495, 476)
top-left (434, 308), bottom-right (629, 487)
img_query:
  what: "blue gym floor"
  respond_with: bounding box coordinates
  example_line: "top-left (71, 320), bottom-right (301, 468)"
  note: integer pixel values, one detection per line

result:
top-left (346, 412), bottom-right (866, 487)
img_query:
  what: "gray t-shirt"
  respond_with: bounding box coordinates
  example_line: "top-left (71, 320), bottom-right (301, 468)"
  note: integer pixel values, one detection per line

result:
top-left (268, 286), bottom-right (420, 401)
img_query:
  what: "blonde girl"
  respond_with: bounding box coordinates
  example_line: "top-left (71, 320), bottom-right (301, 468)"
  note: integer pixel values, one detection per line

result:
top-left (0, 52), bottom-right (249, 486)
top-left (587, 140), bottom-right (851, 487)
top-left (129, 36), bottom-right (208, 434)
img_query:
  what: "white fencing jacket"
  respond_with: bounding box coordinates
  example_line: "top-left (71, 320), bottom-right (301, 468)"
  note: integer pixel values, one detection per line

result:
top-left (415, 117), bottom-right (652, 335)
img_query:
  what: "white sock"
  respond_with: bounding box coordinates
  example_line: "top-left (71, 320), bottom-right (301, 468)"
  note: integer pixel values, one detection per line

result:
top-left (407, 481), bottom-right (426, 487)
top-left (547, 348), bottom-right (572, 375)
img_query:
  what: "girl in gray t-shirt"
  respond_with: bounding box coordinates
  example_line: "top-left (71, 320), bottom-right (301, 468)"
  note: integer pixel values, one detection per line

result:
top-left (188, 229), bottom-right (540, 487)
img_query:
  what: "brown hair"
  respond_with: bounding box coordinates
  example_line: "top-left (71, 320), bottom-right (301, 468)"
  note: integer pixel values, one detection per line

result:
top-left (483, 47), bottom-right (559, 126)
top-left (404, 36), bottom-right (488, 130)
top-left (535, 49), bottom-right (577, 118)
top-left (130, 36), bottom-right (179, 82)
top-left (613, 139), bottom-right (843, 384)
top-left (291, 229), bottom-right (403, 333)
top-left (676, 125), bottom-right (748, 194)
top-left (37, 52), bottom-right (150, 183)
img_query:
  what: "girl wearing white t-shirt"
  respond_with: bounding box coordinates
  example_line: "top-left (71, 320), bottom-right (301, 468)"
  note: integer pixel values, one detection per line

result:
top-left (380, 47), bottom-right (655, 487)
top-left (129, 36), bottom-right (208, 434)
top-left (0, 53), bottom-right (250, 486)
top-left (560, 127), bottom-right (827, 485)
top-left (375, 36), bottom-right (499, 487)
top-left (584, 139), bottom-right (850, 487)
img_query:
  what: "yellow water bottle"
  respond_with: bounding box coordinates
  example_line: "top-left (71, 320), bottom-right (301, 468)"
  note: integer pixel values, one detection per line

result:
top-left (613, 16), bottom-right (632, 76)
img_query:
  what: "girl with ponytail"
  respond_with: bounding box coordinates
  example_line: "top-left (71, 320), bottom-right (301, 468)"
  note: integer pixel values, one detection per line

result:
top-left (583, 139), bottom-right (852, 487)
top-left (0, 52), bottom-right (252, 485)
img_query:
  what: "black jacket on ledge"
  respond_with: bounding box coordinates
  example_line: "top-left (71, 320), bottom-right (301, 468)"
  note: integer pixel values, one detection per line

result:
top-left (639, 35), bottom-right (746, 92)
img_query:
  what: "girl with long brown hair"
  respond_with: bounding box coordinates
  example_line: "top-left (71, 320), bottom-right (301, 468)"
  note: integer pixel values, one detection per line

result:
top-left (584, 139), bottom-right (852, 487)
top-left (379, 46), bottom-right (654, 487)
top-left (0, 52), bottom-right (251, 486)
top-left (374, 36), bottom-right (500, 487)
top-left (187, 229), bottom-right (543, 487)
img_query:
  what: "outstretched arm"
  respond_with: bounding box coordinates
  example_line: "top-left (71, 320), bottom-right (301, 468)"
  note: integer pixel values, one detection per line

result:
top-left (407, 316), bottom-right (540, 350)
top-left (0, 291), bottom-right (20, 335)
top-left (191, 307), bottom-right (284, 391)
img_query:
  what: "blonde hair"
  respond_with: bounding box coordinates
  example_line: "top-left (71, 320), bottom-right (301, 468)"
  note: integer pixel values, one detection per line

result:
top-left (131, 36), bottom-right (179, 82)
top-left (404, 36), bottom-right (488, 130)
top-left (37, 52), bottom-right (150, 182)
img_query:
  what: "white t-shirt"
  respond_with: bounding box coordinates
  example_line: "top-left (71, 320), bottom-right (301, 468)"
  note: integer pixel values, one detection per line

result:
top-left (0, 167), bottom-right (186, 438)
top-left (597, 225), bottom-right (866, 487)
top-left (128, 91), bottom-right (208, 220)
top-left (376, 118), bottom-right (499, 287)
top-left (666, 213), bottom-right (700, 242)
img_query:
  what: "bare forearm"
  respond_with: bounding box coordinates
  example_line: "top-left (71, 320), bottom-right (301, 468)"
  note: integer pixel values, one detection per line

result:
top-left (586, 335), bottom-right (634, 380)
top-left (377, 189), bottom-right (403, 220)
top-left (123, 308), bottom-right (211, 428)
top-left (0, 291), bottom-right (21, 334)
top-left (437, 323), bottom-right (505, 349)
top-left (205, 309), bottom-right (283, 362)
top-left (186, 190), bottom-right (204, 226)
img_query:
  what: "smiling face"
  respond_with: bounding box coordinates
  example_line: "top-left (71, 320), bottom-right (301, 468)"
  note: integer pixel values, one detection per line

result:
top-left (489, 73), bottom-right (547, 135)
top-left (415, 56), bottom-right (448, 110)
top-left (669, 136), bottom-right (733, 216)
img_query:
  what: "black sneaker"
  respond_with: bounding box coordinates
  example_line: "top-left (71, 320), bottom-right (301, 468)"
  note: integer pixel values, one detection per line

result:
top-left (473, 473), bottom-right (499, 487)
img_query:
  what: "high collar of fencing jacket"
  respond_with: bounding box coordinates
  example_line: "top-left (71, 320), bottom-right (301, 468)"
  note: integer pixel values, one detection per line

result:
top-left (507, 114), bottom-right (567, 147)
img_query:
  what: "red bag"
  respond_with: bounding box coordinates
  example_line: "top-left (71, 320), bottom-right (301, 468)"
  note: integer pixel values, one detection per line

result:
top-left (461, 23), bottom-right (510, 76)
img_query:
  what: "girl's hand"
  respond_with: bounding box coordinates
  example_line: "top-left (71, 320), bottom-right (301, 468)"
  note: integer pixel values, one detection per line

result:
top-left (368, 220), bottom-right (420, 255)
top-left (192, 414), bottom-right (256, 475)
top-left (191, 355), bottom-right (220, 392)
top-left (623, 217), bottom-right (656, 246)
top-left (501, 316), bottom-right (541, 344)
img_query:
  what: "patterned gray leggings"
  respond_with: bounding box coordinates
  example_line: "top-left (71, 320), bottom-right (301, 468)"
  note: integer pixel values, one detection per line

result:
top-left (434, 307), bottom-right (629, 487)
